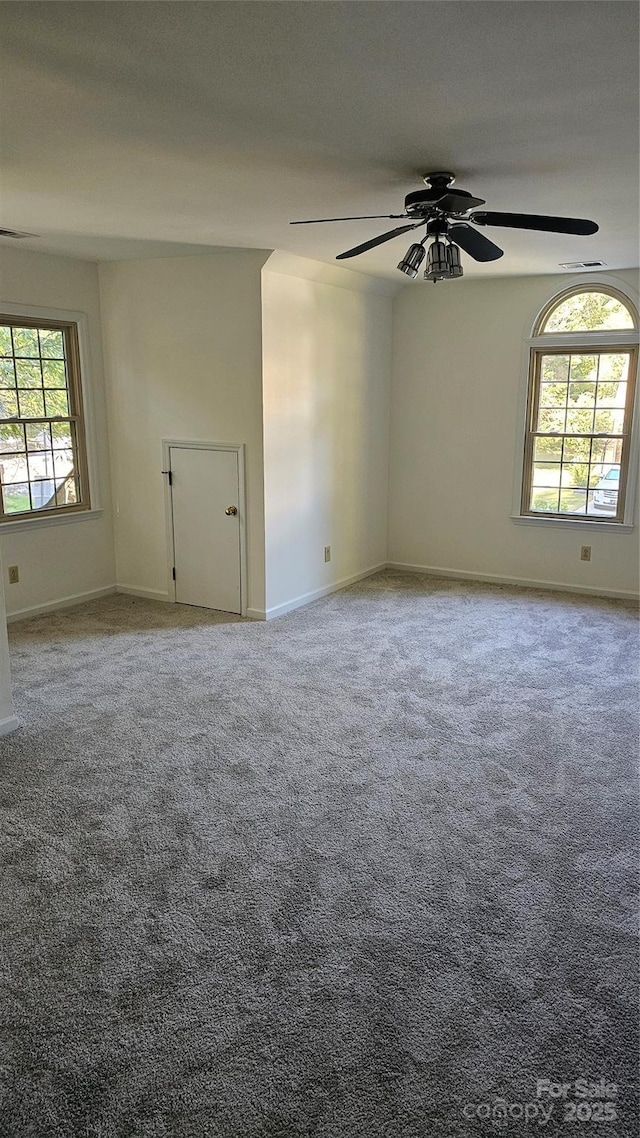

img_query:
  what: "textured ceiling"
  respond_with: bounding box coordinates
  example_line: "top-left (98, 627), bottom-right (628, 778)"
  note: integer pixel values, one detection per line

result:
top-left (0, 1), bottom-right (638, 281)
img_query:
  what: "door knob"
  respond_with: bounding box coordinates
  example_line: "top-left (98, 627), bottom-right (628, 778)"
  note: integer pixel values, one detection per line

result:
top-left (225, 505), bottom-right (238, 516)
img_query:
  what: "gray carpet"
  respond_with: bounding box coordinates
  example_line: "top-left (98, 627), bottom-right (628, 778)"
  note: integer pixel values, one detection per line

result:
top-left (0, 570), bottom-right (638, 1137)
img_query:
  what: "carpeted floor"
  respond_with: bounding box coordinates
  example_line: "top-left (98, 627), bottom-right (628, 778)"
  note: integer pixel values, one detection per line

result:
top-left (0, 570), bottom-right (638, 1137)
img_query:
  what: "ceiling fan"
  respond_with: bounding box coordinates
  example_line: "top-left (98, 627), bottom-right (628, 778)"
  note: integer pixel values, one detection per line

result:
top-left (290, 172), bottom-right (599, 281)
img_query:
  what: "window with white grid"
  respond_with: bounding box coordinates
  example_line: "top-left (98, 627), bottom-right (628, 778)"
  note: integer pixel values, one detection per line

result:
top-left (0, 317), bottom-right (90, 521)
top-left (522, 288), bottom-right (638, 523)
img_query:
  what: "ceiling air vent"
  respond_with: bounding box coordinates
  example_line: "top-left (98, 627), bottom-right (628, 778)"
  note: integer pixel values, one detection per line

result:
top-left (0, 228), bottom-right (37, 239)
top-left (559, 260), bottom-right (606, 270)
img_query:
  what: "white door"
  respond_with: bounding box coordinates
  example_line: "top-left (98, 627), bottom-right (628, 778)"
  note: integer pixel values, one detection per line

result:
top-left (169, 446), bottom-right (242, 613)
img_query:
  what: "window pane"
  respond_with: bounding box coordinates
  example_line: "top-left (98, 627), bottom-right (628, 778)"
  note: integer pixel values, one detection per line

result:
top-left (38, 329), bottom-right (65, 358)
top-left (0, 391), bottom-right (19, 419)
top-left (42, 359), bottom-right (67, 388)
top-left (532, 462), bottom-right (561, 487)
top-left (559, 489), bottom-right (588, 514)
top-left (568, 382), bottom-right (596, 406)
top-left (0, 424), bottom-right (24, 453)
top-left (540, 383), bottom-right (567, 408)
top-left (543, 291), bottom-right (635, 332)
top-left (530, 487), bottom-right (560, 512)
top-left (27, 451), bottom-right (53, 481)
top-left (590, 437), bottom-right (622, 466)
top-left (15, 360), bottom-right (43, 388)
top-left (537, 408), bottom-right (565, 433)
top-left (590, 470), bottom-right (619, 513)
top-left (11, 327), bottom-right (39, 356)
top-left (541, 355), bottom-right (570, 381)
top-left (566, 408), bottom-right (594, 433)
top-left (562, 436), bottom-right (591, 462)
top-left (17, 390), bottom-right (45, 418)
top-left (0, 453), bottom-right (27, 484)
top-left (29, 479), bottom-right (57, 510)
top-left (51, 422), bottom-right (73, 447)
top-left (2, 482), bottom-right (30, 514)
top-left (0, 360), bottom-right (16, 387)
top-left (534, 436), bottom-right (563, 462)
top-left (44, 389), bottom-right (69, 417)
top-left (26, 422), bottom-right (52, 451)
top-left (562, 464), bottom-right (589, 488)
top-left (53, 449), bottom-right (74, 479)
top-left (596, 382), bottom-right (626, 410)
top-left (569, 355), bottom-right (598, 382)
top-left (594, 409), bottom-right (624, 434)
top-left (597, 352), bottom-right (629, 387)
top-left (0, 327), bottom-right (13, 356)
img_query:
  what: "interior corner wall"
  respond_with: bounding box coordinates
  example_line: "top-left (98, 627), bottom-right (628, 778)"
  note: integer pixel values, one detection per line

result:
top-left (0, 560), bottom-right (17, 733)
top-left (99, 250), bottom-right (270, 613)
top-left (388, 269), bottom-right (640, 597)
top-left (0, 247), bottom-right (116, 617)
top-left (261, 259), bottom-right (393, 615)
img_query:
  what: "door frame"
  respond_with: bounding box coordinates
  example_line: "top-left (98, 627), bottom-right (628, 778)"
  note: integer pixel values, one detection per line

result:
top-left (161, 439), bottom-right (248, 616)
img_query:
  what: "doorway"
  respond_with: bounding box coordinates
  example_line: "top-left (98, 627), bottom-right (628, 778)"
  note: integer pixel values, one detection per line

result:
top-left (163, 441), bottom-right (246, 615)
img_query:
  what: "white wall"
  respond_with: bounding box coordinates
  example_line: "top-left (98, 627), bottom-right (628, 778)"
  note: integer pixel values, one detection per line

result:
top-left (388, 269), bottom-right (640, 598)
top-left (261, 253), bottom-right (394, 615)
top-left (0, 247), bottom-right (115, 617)
top-left (99, 250), bottom-right (270, 613)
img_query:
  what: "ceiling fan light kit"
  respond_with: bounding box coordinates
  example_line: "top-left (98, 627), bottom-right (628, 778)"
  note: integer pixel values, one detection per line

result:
top-left (291, 171), bottom-right (599, 282)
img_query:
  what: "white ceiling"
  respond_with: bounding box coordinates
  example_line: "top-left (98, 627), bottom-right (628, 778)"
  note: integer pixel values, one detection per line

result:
top-left (1, 1), bottom-right (638, 281)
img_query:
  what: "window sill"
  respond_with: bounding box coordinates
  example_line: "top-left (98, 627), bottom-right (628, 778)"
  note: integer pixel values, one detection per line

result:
top-left (0, 508), bottom-right (104, 534)
top-left (511, 514), bottom-right (634, 533)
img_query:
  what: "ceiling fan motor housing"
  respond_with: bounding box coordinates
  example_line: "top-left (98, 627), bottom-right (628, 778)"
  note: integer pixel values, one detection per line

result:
top-left (404, 186), bottom-right (476, 216)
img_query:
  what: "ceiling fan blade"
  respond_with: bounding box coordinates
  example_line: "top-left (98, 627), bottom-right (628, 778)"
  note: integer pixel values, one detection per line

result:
top-left (449, 223), bottom-right (504, 262)
top-left (471, 211), bottom-right (598, 235)
top-left (336, 223), bottom-right (423, 260)
top-left (290, 214), bottom-right (406, 225)
top-left (436, 191), bottom-right (486, 213)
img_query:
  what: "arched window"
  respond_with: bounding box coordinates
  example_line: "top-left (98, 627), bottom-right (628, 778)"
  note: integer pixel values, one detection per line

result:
top-left (521, 285), bottom-right (638, 524)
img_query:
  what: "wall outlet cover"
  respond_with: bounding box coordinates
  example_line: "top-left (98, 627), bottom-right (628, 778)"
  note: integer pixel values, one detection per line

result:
top-left (580, 546), bottom-right (592, 562)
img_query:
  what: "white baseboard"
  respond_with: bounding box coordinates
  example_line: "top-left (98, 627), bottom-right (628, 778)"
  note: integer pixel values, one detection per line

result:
top-left (261, 563), bottom-right (387, 620)
top-left (386, 561), bottom-right (640, 602)
top-left (6, 585), bottom-right (117, 624)
top-left (0, 713), bottom-right (19, 737)
top-left (116, 585), bottom-right (171, 602)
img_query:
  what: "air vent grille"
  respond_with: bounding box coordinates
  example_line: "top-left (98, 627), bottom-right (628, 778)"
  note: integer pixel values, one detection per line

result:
top-left (558, 260), bottom-right (606, 270)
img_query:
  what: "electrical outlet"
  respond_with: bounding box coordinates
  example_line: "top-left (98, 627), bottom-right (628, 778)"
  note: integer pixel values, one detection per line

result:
top-left (580, 546), bottom-right (592, 562)
top-left (8, 565), bottom-right (19, 584)
top-left (324, 545), bottom-right (331, 563)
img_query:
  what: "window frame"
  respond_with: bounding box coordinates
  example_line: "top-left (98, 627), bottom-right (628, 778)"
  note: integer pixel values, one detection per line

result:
top-left (514, 279), bottom-right (640, 531)
top-left (0, 304), bottom-right (101, 530)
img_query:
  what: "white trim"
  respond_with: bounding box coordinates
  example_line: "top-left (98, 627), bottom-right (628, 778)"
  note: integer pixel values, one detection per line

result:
top-left (258, 563), bottom-right (387, 620)
top-left (386, 561), bottom-right (639, 602)
top-left (246, 607), bottom-right (267, 621)
top-left (511, 514), bottom-right (634, 533)
top-left (6, 585), bottom-right (116, 623)
top-left (161, 439), bottom-right (248, 617)
top-left (0, 300), bottom-right (103, 515)
top-left (116, 585), bottom-right (170, 602)
top-left (0, 507), bottom-right (104, 534)
top-left (0, 714), bottom-right (19, 737)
